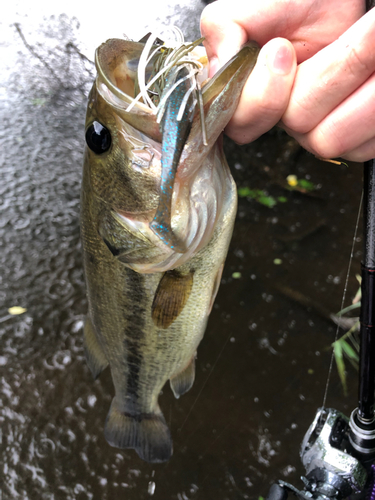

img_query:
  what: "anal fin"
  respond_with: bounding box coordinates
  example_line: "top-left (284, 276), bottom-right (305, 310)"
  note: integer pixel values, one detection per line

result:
top-left (170, 355), bottom-right (196, 399)
top-left (104, 398), bottom-right (173, 463)
top-left (83, 316), bottom-right (109, 379)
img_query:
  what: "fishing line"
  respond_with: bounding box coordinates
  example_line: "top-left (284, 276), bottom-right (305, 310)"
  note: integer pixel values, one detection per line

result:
top-left (321, 190), bottom-right (363, 409)
top-left (179, 334), bottom-right (231, 431)
top-left (197, 421), bottom-right (232, 461)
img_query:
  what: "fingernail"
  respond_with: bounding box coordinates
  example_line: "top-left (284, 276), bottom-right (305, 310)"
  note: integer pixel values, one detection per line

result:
top-left (270, 43), bottom-right (294, 75)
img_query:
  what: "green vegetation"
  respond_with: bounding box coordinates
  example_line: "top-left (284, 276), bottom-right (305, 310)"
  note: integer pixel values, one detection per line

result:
top-left (332, 278), bottom-right (361, 395)
top-left (286, 174), bottom-right (316, 192)
top-left (237, 187), bottom-right (287, 208)
top-left (237, 176), bottom-right (315, 207)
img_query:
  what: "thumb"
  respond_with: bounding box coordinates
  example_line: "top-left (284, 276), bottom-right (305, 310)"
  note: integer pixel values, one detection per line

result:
top-left (201, 3), bottom-right (247, 77)
top-left (226, 38), bottom-right (297, 144)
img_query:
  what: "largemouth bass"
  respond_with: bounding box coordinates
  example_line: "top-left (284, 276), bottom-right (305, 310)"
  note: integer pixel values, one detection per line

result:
top-left (81, 31), bottom-right (259, 463)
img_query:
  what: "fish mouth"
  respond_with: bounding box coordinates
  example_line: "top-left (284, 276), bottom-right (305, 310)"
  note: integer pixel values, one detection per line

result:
top-left (94, 36), bottom-right (259, 272)
top-left (95, 36), bottom-right (209, 254)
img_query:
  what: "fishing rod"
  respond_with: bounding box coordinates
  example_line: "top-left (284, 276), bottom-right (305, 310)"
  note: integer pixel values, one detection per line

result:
top-left (265, 2), bottom-right (375, 499)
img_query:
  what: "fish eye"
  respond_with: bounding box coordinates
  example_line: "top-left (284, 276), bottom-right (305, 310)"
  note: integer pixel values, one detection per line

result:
top-left (85, 121), bottom-right (111, 154)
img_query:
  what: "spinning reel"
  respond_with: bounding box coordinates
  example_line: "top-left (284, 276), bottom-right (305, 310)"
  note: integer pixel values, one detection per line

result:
top-left (266, 407), bottom-right (375, 500)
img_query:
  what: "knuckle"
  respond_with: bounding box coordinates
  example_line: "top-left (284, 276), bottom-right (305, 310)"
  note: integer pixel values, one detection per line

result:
top-left (282, 96), bottom-right (317, 135)
top-left (309, 139), bottom-right (334, 159)
top-left (200, 3), bottom-right (224, 33)
top-left (256, 96), bottom-right (286, 123)
top-left (343, 151), bottom-right (362, 163)
top-left (309, 128), bottom-right (347, 159)
top-left (345, 45), bottom-right (371, 78)
top-left (344, 139), bottom-right (375, 163)
top-left (283, 116), bottom-right (311, 135)
top-left (225, 125), bottom-right (251, 146)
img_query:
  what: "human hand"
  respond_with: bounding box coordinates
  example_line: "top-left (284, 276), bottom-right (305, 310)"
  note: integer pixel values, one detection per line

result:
top-left (282, 8), bottom-right (375, 162)
top-left (201, 0), bottom-right (369, 162)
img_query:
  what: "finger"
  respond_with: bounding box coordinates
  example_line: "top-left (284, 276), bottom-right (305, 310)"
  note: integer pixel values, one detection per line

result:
top-left (200, 0), bottom-right (363, 71)
top-left (342, 137), bottom-right (375, 163)
top-left (201, 3), bottom-right (247, 77)
top-left (283, 8), bottom-right (375, 134)
top-left (283, 71), bottom-right (375, 160)
top-left (225, 38), bottom-right (296, 144)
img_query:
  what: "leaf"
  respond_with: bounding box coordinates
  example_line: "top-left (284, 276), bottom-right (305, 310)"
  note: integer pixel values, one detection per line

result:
top-left (297, 179), bottom-right (315, 191)
top-left (341, 339), bottom-right (359, 361)
top-left (333, 340), bottom-right (347, 396)
top-left (238, 187), bottom-right (254, 198)
top-left (238, 187), bottom-right (279, 208)
top-left (257, 195), bottom-right (276, 208)
top-left (336, 302), bottom-right (361, 316)
top-left (8, 306), bottom-right (27, 315)
top-left (352, 284), bottom-right (361, 304)
top-left (348, 328), bottom-right (360, 352)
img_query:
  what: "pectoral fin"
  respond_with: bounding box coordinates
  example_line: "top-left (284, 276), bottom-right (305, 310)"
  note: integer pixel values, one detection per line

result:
top-left (151, 270), bottom-right (194, 328)
top-left (170, 355), bottom-right (196, 399)
top-left (83, 317), bottom-right (109, 379)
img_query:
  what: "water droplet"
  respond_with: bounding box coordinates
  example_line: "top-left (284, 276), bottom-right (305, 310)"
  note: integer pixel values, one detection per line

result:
top-left (87, 395), bottom-right (97, 407)
top-left (148, 481), bottom-right (156, 495)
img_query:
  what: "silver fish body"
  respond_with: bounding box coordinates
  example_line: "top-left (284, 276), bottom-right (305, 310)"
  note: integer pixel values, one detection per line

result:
top-left (81, 37), bottom-right (259, 462)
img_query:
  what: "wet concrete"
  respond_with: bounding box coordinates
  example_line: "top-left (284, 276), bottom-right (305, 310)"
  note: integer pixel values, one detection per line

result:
top-left (0, 2), bottom-right (363, 499)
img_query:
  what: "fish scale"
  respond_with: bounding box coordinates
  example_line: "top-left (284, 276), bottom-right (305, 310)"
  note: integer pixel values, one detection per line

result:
top-left (81, 36), bottom-right (259, 462)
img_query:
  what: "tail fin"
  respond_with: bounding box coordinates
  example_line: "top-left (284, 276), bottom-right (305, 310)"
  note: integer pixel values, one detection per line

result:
top-left (104, 398), bottom-right (173, 463)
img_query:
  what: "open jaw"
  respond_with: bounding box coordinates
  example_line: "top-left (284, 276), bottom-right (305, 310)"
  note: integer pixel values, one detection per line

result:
top-left (94, 35), bottom-right (259, 272)
top-left (94, 36), bottom-right (213, 271)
